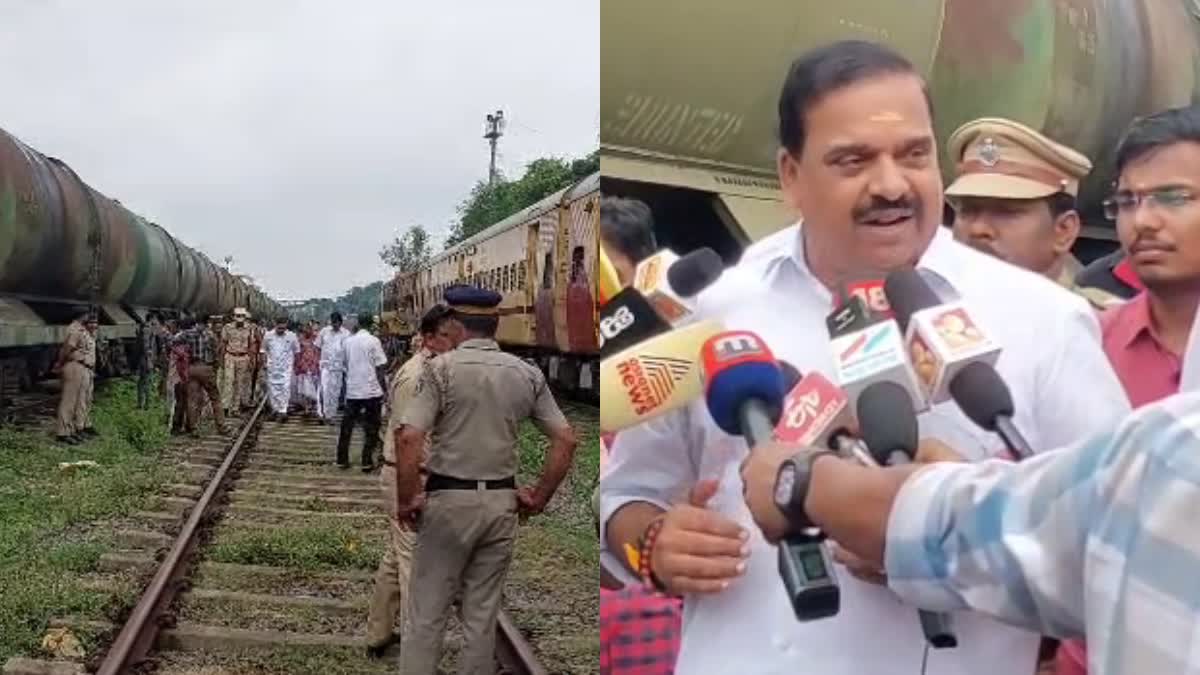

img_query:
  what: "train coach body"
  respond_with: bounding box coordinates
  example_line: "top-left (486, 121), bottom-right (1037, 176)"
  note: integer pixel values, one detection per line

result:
top-left (0, 126), bottom-right (284, 397)
top-left (382, 172), bottom-right (600, 397)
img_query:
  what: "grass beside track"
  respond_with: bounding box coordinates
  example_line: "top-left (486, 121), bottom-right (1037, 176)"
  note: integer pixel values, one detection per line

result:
top-left (510, 400), bottom-right (600, 674)
top-left (0, 380), bottom-right (171, 664)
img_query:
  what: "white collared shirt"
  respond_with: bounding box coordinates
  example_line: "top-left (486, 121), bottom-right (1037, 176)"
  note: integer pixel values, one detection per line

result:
top-left (600, 224), bottom-right (1131, 675)
top-left (316, 325), bottom-right (350, 370)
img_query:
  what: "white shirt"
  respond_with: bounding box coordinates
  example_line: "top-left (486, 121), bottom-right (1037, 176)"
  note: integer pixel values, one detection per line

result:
top-left (600, 224), bottom-right (1131, 675)
top-left (342, 331), bottom-right (387, 400)
top-left (261, 330), bottom-right (300, 375)
top-left (316, 325), bottom-right (350, 370)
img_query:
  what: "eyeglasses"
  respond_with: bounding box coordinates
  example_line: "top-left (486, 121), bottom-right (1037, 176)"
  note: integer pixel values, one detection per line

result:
top-left (1103, 187), bottom-right (1196, 220)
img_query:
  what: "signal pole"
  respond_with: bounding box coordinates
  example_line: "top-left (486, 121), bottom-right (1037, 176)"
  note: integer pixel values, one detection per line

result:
top-left (484, 110), bottom-right (505, 186)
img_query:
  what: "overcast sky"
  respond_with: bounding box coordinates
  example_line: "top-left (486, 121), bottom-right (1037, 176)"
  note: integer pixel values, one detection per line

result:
top-left (0, 1), bottom-right (598, 300)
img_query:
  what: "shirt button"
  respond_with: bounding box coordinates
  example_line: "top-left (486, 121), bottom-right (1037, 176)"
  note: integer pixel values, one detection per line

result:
top-left (772, 635), bottom-right (792, 652)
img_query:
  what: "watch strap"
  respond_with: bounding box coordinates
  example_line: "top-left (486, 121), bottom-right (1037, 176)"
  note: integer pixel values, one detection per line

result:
top-left (778, 450), bottom-right (835, 530)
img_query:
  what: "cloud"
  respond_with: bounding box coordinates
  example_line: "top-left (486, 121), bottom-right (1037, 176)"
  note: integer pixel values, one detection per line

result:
top-left (0, 0), bottom-right (598, 299)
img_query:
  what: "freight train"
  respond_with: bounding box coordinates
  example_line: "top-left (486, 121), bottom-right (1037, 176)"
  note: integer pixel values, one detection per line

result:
top-left (0, 126), bottom-right (284, 399)
top-left (381, 171), bottom-right (599, 399)
top-left (601, 0), bottom-right (1200, 263)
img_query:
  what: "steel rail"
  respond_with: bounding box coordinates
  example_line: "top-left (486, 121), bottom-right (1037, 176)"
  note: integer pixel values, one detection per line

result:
top-left (96, 397), bottom-right (266, 675)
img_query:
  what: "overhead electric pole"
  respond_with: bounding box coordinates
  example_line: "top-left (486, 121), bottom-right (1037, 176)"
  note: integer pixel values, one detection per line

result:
top-left (484, 110), bottom-right (505, 186)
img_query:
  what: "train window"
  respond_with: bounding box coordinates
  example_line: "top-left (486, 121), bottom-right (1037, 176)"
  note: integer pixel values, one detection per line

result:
top-left (570, 246), bottom-right (585, 283)
top-left (542, 252), bottom-right (553, 289)
top-left (518, 261), bottom-right (526, 290)
top-left (502, 265), bottom-right (510, 292)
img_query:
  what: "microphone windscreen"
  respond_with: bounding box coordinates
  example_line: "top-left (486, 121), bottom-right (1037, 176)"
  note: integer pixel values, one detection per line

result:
top-left (778, 360), bottom-right (802, 392)
top-left (856, 381), bottom-right (918, 457)
top-left (946, 361), bottom-right (1015, 431)
top-left (700, 332), bottom-right (784, 436)
top-left (668, 247), bottom-right (724, 297)
top-left (883, 268), bottom-right (941, 332)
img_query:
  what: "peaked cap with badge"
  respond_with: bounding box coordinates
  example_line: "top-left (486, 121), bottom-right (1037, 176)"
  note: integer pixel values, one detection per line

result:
top-left (946, 117), bottom-right (1094, 200)
top-left (444, 284), bottom-right (502, 316)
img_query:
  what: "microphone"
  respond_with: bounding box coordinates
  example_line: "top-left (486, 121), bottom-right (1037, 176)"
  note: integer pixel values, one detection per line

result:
top-left (883, 268), bottom-right (1001, 405)
top-left (598, 319), bottom-right (724, 434)
top-left (883, 269), bottom-right (1037, 461)
top-left (826, 292), bottom-right (928, 416)
top-left (633, 247), bottom-right (724, 324)
top-left (856, 381), bottom-right (958, 650)
top-left (774, 366), bottom-right (876, 468)
top-left (599, 244), bottom-right (622, 307)
top-left (948, 361), bottom-right (1035, 460)
top-left (599, 287), bottom-right (671, 358)
top-left (699, 340), bottom-right (839, 622)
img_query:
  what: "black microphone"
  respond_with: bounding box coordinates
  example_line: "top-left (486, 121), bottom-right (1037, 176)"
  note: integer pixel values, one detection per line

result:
top-left (667, 247), bottom-right (724, 298)
top-left (948, 361), bottom-right (1035, 460)
top-left (857, 381), bottom-right (958, 650)
top-left (599, 287), bottom-right (671, 358)
top-left (883, 269), bottom-right (1031, 460)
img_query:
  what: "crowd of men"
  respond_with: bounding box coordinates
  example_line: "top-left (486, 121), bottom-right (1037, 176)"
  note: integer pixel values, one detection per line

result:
top-left (599, 39), bottom-right (1200, 675)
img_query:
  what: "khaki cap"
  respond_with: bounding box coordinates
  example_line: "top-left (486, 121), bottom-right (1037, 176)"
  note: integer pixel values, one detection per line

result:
top-left (946, 118), bottom-right (1093, 200)
top-left (233, 307), bottom-right (249, 317)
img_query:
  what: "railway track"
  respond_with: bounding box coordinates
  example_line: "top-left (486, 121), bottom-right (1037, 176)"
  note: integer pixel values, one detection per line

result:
top-left (4, 398), bottom-right (547, 675)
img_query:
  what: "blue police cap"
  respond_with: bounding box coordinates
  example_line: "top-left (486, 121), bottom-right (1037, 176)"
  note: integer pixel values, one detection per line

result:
top-left (444, 284), bottom-right (502, 316)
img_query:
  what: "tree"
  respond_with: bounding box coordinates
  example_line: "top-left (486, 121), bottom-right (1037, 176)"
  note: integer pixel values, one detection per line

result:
top-left (443, 150), bottom-right (598, 248)
top-left (379, 225), bottom-right (432, 272)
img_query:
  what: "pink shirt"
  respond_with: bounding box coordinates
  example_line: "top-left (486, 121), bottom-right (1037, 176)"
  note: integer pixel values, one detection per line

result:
top-left (1059, 292), bottom-right (1180, 675)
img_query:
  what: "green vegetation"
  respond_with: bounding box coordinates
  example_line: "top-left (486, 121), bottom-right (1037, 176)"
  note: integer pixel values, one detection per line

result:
top-left (511, 400), bottom-right (600, 674)
top-left (208, 523), bottom-right (383, 572)
top-left (0, 380), bottom-right (170, 663)
top-left (446, 152), bottom-right (599, 248)
top-left (157, 647), bottom-right (395, 675)
top-left (287, 282), bottom-right (385, 324)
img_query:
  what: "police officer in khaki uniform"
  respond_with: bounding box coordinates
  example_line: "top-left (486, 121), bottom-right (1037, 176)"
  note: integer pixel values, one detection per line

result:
top-left (54, 309), bottom-right (98, 444)
top-left (945, 117), bottom-right (1123, 310)
top-left (396, 284), bottom-right (577, 674)
top-left (220, 308), bottom-right (256, 415)
top-left (364, 304), bottom-right (456, 657)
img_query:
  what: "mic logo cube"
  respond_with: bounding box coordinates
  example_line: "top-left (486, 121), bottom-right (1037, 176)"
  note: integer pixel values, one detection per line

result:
top-left (634, 255), bottom-right (665, 293)
top-left (830, 320), bottom-right (929, 414)
top-left (599, 306), bottom-right (634, 343)
top-left (649, 294), bottom-right (688, 323)
top-left (712, 331), bottom-right (767, 363)
top-left (906, 302), bottom-right (1001, 404)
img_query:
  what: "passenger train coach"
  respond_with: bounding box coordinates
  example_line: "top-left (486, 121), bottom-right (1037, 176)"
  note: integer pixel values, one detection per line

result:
top-left (381, 172), bottom-right (600, 399)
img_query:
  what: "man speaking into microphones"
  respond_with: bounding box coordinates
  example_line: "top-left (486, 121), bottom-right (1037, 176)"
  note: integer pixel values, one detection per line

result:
top-left (600, 40), bottom-right (1130, 675)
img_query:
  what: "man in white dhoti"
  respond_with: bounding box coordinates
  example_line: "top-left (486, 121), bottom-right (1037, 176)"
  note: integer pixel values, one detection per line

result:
top-left (260, 316), bottom-right (300, 421)
top-left (316, 311), bottom-right (350, 425)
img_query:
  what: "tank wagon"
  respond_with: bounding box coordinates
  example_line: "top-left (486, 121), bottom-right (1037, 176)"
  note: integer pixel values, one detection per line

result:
top-left (0, 126), bottom-right (284, 397)
top-left (381, 172), bottom-right (599, 398)
top-left (601, 0), bottom-right (1200, 262)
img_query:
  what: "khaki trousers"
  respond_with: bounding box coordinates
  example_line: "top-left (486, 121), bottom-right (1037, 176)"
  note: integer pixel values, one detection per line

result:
top-left (55, 362), bottom-right (93, 437)
top-left (399, 488), bottom-right (518, 675)
top-left (365, 516), bottom-right (417, 646)
top-left (221, 354), bottom-right (252, 411)
top-left (186, 364), bottom-right (226, 432)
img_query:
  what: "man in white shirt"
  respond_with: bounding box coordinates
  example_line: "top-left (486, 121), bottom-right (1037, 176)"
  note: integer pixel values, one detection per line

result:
top-left (316, 311), bottom-right (350, 425)
top-left (260, 317), bottom-right (300, 421)
top-left (599, 40), bottom-right (1130, 675)
top-left (338, 312), bottom-right (388, 472)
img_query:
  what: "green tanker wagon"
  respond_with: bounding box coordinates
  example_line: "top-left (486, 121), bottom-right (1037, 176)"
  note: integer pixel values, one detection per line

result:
top-left (601, 0), bottom-right (1200, 262)
top-left (0, 126), bottom-right (285, 400)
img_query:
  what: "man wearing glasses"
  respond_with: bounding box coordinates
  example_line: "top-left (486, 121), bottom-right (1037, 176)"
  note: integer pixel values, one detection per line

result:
top-left (1058, 104), bottom-right (1200, 675)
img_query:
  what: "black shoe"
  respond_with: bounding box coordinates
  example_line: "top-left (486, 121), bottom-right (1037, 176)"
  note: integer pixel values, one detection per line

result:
top-left (335, 462), bottom-right (350, 470)
top-left (56, 435), bottom-right (78, 445)
top-left (361, 464), bottom-right (375, 473)
top-left (365, 634), bottom-right (401, 659)
top-left (80, 427), bottom-right (99, 437)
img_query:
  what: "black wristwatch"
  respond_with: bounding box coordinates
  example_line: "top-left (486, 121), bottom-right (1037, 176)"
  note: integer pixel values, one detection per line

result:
top-left (774, 450), bottom-right (836, 531)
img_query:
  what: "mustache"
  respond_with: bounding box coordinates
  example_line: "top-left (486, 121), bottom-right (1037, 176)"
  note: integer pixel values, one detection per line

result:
top-left (852, 196), bottom-right (921, 222)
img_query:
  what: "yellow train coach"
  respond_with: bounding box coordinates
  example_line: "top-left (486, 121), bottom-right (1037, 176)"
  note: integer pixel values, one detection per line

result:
top-left (381, 171), bottom-right (599, 398)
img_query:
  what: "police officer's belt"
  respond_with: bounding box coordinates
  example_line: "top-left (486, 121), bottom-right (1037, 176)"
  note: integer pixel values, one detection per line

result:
top-left (425, 473), bottom-right (515, 492)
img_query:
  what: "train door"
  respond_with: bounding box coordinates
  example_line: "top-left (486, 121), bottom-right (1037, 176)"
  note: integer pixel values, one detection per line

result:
top-left (532, 218), bottom-right (556, 349)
